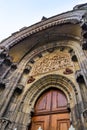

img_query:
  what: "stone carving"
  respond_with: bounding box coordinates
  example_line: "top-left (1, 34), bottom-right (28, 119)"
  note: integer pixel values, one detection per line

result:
top-left (74, 3), bottom-right (87, 10)
top-left (27, 76), bottom-right (35, 84)
top-left (0, 118), bottom-right (11, 129)
top-left (63, 68), bottom-right (73, 75)
top-left (30, 51), bottom-right (73, 76)
top-left (83, 108), bottom-right (87, 122)
top-left (0, 46), bottom-right (6, 50)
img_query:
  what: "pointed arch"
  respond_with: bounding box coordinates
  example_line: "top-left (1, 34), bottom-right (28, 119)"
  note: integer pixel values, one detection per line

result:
top-left (23, 74), bottom-right (77, 108)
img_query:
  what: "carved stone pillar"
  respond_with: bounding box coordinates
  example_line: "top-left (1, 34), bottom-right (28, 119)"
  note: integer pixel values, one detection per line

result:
top-left (16, 84), bottom-right (24, 93)
top-left (75, 71), bottom-right (87, 129)
top-left (0, 70), bottom-right (22, 117)
top-left (75, 91), bottom-right (85, 130)
top-left (0, 51), bottom-right (12, 79)
top-left (16, 66), bottom-right (30, 93)
top-left (79, 62), bottom-right (87, 86)
top-left (76, 71), bottom-right (87, 108)
top-left (83, 109), bottom-right (87, 129)
top-left (9, 105), bottom-right (34, 130)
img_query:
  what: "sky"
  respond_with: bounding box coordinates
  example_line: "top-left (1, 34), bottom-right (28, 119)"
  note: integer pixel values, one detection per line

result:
top-left (0, 0), bottom-right (87, 42)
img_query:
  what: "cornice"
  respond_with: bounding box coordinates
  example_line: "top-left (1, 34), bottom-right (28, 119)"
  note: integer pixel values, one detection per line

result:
top-left (0, 10), bottom-right (86, 50)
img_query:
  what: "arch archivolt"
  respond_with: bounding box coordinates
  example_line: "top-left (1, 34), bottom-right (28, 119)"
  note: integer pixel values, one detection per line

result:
top-left (8, 40), bottom-right (84, 121)
top-left (17, 41), bottom-right (82, 72)
top-left (5, 40), bottom-right (84, 89)
top-left (18, 74), bottom-right (81, 128)
top-left (11, 41), bottom-right (84, 118)
top-left (22, 74), bottom-right (77, 111)
top-left (1, 14), bottom-right (81, 48)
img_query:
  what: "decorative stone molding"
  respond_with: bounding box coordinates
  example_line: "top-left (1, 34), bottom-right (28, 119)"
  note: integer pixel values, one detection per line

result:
top-left (83, 108), bottom-right (87, 122)
top-left (0, 46), bottom-right (6, 50)
top-left (27, 106), bottom-right (34, 126)
top-left (83, 108), bottom-right (87, 116)
top-left (82, 31), bottom-right (87, 39)
top-left (80, 20), bottom-right (87, 51)
top-left (82, 13), bottom-right (87, 23)
top-left (0, 59), bottom-right (4, 65)
top-left (16, 84), bottom-right (24, 93)
top-left (0, 46), bottom-right (9, 58)
top-left (82, 41), bottom-right (87, 50)
top-left (23, 75), bottom-right (77, 106)
top-left (0, 10), bottom-right (85, 48)
top-left (0, 51), bottom-right (8, 59)
top-left (47, 48), bottom-right (54, 53)
top-left (29, 59), bottom-right (35, 64)
top-left (0, 117), bottom-right (11, 129)
top-left (0, 79), bottom-right (5, 88)
top-left (23, 65), bottom-right (31, 74)
top-left (11, 63), bottom-right (17, 70)
top-left (0, 51), bottom-right (9, 66)
top-left (75, 70), bottom-right (81, 76)
top-left (4, 57), bottom-right (12, 66)
top-left (74, 3), bottom-right (87, 10)
top-left (75, 70), bottom-right (84, 83)
top-left (81, 22), bottom-right (87, 31)
top-left (67, 103), bottom-right (71, 112)
top-left (71, 55), bottom-right (78, 62)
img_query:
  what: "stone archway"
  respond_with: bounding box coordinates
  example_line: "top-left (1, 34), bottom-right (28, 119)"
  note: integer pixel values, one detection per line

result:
top-left (21, 74), bottom-right (78, 129)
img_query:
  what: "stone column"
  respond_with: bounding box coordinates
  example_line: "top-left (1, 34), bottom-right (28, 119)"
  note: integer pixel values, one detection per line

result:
top-left (75, 71), bottom-right (87, 130)
top-left (0, 70), bottom-right (22, 117)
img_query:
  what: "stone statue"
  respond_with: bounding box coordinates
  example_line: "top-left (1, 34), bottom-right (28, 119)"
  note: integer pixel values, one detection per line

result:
top-left (38, 126), bottom-right (43, 130)
top-left (69, 125), bottom-right (75, 130)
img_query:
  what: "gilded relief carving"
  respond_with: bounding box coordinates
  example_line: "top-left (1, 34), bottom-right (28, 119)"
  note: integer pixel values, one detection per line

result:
top-left (30, 51), bottom-right (73, 76)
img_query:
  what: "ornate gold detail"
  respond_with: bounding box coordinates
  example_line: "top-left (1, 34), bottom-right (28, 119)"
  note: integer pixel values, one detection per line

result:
top-left (30, 51), bottom-right (73, 76)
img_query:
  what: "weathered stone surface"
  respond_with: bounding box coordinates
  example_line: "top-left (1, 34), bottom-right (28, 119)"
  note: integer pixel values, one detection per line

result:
top-left (0, 3), bottom-right (87, 130)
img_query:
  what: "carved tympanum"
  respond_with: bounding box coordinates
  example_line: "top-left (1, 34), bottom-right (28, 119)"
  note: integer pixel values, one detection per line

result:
top-left (30, 51), bottom-right (73, 76)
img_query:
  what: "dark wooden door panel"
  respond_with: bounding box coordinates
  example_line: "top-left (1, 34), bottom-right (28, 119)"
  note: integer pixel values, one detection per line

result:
top-left (35, 89), bottom-right (68, 113)
top-left (35, 91), bottom-right (51, 113)
top-left (52, 90), bottom-right (67, 111)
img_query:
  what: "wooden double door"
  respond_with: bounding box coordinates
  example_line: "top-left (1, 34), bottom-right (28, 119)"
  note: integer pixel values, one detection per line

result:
top-left (30, 89), bottom-right (70, 130)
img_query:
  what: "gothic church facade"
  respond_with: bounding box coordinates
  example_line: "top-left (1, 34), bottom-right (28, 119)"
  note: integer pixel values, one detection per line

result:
top-left (0, 3), bottom-right (87, 130)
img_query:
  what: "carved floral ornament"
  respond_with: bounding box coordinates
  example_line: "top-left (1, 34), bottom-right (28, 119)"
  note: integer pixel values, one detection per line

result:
top-left (29, 51), bottom-right (74, 76)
